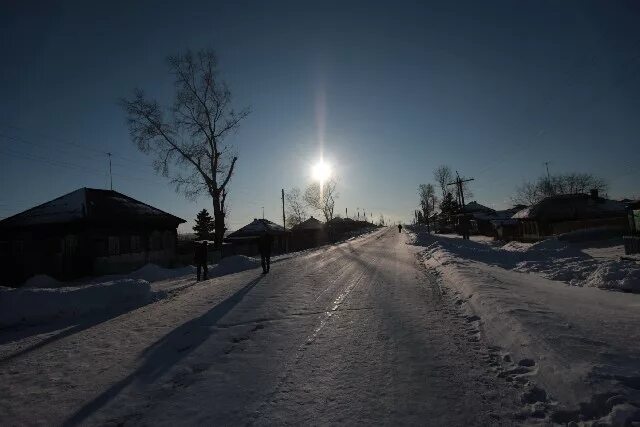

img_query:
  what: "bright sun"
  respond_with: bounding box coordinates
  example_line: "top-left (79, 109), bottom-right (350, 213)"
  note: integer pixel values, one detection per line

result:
top-left (311, 160), bottom-right (332, 182)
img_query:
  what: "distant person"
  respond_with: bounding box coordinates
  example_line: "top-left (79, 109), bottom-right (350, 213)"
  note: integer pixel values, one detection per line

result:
top-left (194, 241), bottom-right (208, 281)
top-left (398, 224), bottom-right (403, 233)
top-left (258, 232), bottom-right (274, 274)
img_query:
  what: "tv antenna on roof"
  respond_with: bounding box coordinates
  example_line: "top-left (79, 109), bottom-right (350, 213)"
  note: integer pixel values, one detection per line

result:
top-left (106, 152), bottom-right (113, 190)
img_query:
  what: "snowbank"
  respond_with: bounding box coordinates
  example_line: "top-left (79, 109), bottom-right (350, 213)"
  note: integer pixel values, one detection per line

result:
top-left (129, 264), bottom-right (195, 282)
top-left (407, 227), bottom-right (640, 424)
top-left (23, 274), bottom-right (61, 288)
top-left (209, 255), bottom-right (260, 277)
top-left (0, 279), bottom-right (153, 327)
top-left (416, 229), bottom-right (640, 292)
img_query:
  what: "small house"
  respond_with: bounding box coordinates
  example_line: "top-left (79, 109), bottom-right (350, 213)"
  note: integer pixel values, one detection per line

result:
top-left (461, 201), bottom-right (496, 236)
top-left (623, 200), bottom-right (640, 254)
top-left (224, 219), bottom-right (289, 256)
top-left (512, 191), bottom-right (627, 242)
top-left (0, 188), bottom-right (185, 285)
top-left (291, 216), bottom-right (327, 250)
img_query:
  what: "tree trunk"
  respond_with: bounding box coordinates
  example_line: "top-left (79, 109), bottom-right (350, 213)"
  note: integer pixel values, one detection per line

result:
top-left (212, 199), bottom-right (225, 249)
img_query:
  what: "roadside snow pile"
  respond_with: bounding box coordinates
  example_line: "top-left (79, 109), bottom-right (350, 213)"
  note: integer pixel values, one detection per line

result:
top-left (514, 239), bottom-right (640, 292)
top-left (414, 229), bottom-right (639, 292)
top-left (209, 255), bottom-right (259, 277)
top-left (23, 274), bottom-right (61, 288)
top-left (0, 279), bottom-right (152, 327)
top-left (129, 263), bottom-right (195, 282)
top-left (408, 227), bottom-right (640, 424)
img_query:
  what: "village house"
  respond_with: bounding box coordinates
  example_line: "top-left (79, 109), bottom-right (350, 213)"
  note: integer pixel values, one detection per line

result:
top-left (0, 188), bottom-right (185, 286)
top-left (623, 200), bottom-right (640, 254)
top-left (512, 190), bottom-right (627, 242)
top-left (291, 216), bottom-right (327, 250)
top-left (461, 201), bottom-right (496, 236)
top-left (223, 218), bottom-right (289, 256)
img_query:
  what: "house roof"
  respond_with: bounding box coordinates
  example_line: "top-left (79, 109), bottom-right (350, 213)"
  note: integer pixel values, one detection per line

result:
top-left (292, 216), bottom-right (324, 231)
top-left (225, 218), bottom-right (287, 239)
top-left (0, 188), bottom-right (185, 228)
top-left (512, 194), bottom-right (626, 222)
top-left (463, 201), bottom-right (495, 214)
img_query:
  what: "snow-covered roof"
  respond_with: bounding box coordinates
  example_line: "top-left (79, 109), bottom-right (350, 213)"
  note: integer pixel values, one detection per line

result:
top-left (225, 218), bottom-right (287, 239)
top-left (512, 194), bottom-right (626, 221)
top-left (292, 216), bottom-right (324, 231)
top-left (0, 188), bottom-right (185, 228)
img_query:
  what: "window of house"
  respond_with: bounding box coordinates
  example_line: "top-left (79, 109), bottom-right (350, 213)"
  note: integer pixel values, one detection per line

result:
top-left (131, 235), bottom-right (141, 252)
top-left (108, 236), bottom-right (120, 256)
top-left (149, 231), bottom-right (162, 251)
top-left (93, 238), bottom-right (108, 257)
top-left (119, 235), bottom-right (131, 254)
top-left (12, 240), bottom-right (24, 255)
top-left (162, 231), bottom-right (174, 251)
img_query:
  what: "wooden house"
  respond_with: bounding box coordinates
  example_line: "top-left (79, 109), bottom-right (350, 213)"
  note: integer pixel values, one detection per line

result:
top-left (0, 188), bottom-right (185, 286)
top-left (623, 200), bottom-right (640, 254)
top-left (223, 219), bottom-right (289, 256)
top-left (291, 216), bottom-right (327, 250)
top-left (512, 191), bottom-right (627, 242)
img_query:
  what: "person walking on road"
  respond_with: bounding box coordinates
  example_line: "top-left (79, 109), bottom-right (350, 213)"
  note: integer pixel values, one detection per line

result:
top-left (258, 232), bottom-right (274, 274)
top-left (194, 241), bottom-right (208, 281)
top-left (398, 224), bottom-right (403, 233)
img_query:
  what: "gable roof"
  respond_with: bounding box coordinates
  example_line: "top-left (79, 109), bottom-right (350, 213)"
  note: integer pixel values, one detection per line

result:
top-left (463, 201), bottom-right (495, 214)
top-left (292, 216), bottom-right (324, 231)
top-left (512, 194), bottom-right (626, 221)
top-left (226, 218), bottom-right (287, 239)
top-left (0, 188), bottom-right (185, 228)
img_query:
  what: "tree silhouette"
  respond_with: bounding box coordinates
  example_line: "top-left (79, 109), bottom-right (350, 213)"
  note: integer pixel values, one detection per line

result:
top-left (120, 48), bottom-right (249, 248)
top-left (193, 209), bottom-right (215, 240)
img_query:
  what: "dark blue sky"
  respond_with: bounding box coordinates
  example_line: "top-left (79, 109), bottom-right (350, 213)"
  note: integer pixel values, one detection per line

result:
top-left (2, 1), bottom-right (639, 230)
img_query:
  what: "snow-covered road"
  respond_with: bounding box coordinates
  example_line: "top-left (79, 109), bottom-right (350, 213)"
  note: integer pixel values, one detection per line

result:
top-left (1, 227), bottom-right (522, 425)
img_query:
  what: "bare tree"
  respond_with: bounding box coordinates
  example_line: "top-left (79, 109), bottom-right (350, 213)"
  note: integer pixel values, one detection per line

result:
top-left (434, 165), bottom-right (453, 200)
top-left (418, 184), bottom-right (438, 227)
top-left (120, 49), bottom-right (250, 248)
top-left (304, 179), bottom-right (338, 222)
top-left (512, 173), bottom-right (608, 205)
top-left (285, 187), bottom-right (307, 227)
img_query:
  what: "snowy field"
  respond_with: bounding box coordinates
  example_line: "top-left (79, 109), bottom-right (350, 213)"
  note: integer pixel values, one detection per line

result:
top-left (409, 226), bottom-right (640, 424)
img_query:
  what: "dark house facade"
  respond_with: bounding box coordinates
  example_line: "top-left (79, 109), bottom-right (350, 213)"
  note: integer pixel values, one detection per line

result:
top-left (224, 219), bottom-right (289, 256)
top-left (512, 192), bottom-right (627, 242)
top-left (291, 216), bottom-right (327, 250)
top-left (0, 188), bottom-right (185, 286)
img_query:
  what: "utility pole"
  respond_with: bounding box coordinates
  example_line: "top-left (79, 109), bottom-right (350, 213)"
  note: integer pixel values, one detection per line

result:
top-left (346, 207), bottom-right (348, 218)
top-left (262, 206), bottom-right (264, 219)
top-left (544, 161), bottom-right (551, 180)
top-left (281, 189), bottom-right (286, 229)
top-left (106, 152), bottom-right (113, 190)
top-left (447, 172), bottom-right (475, 212)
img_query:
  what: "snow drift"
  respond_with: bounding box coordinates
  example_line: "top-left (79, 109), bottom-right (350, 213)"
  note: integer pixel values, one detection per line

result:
top-left (416, 230), bottom-right (639, 292)
top-left (408, 227), bottom-right (640, 424)
top-left (0, 279), bottom-right (153, 327)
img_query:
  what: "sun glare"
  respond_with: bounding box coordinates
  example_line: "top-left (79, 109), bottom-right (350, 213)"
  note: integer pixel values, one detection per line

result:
top-left (311, 160), bottom-right (332, 183)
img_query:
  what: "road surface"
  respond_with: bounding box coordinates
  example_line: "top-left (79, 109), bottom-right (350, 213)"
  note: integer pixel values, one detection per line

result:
top-left (1, 227), bottom-right (521, 425)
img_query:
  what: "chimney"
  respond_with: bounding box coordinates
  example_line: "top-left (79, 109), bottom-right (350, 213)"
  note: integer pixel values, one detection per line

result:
top-left (590, 189), bottom-right (599, 199)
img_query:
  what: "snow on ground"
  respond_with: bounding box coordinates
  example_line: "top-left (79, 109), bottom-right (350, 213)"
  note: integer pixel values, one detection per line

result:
top-left (6, 229), bottom-right (382, 330)
top-left (0, 279), bottom-right (152, 327)
top-left (407, 226), bottom-right (640, 424)
top-left (435, 231), bottom-right (640, 292)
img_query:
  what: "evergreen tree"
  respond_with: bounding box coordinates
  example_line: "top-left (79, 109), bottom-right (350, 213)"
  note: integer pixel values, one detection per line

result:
top-left (193, 209), bottom-right (215, 240)
top-left (439, 192), bottom-right (459, 225)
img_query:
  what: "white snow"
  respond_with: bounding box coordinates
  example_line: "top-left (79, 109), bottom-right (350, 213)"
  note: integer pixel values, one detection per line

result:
top-left (22, 274), bottom-right (61, 288)
top-left (0, 279), bottom-right (152, 327)
top-left (407, 226), bottom-right (640, 423)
